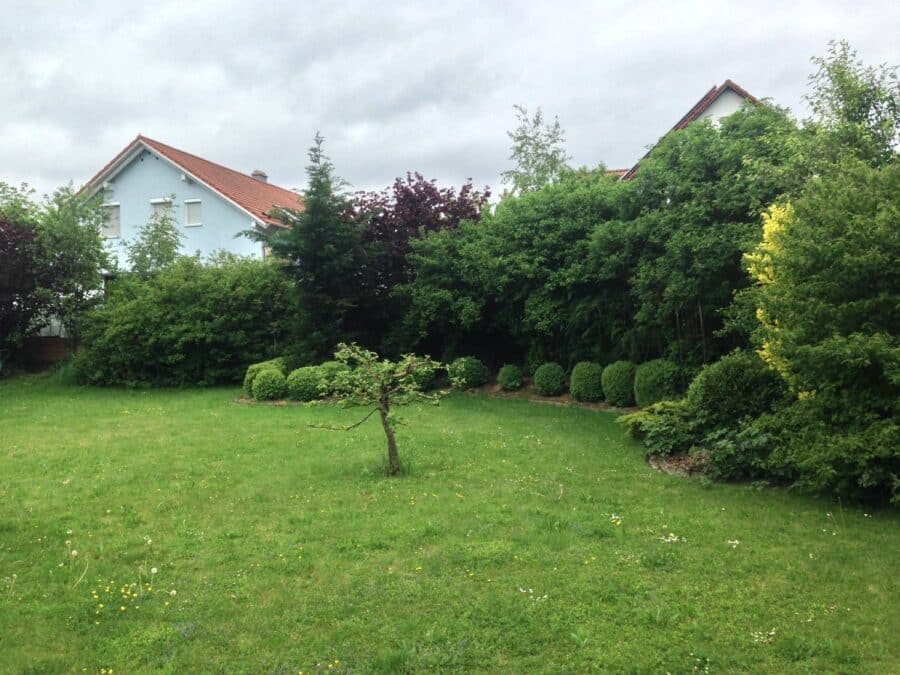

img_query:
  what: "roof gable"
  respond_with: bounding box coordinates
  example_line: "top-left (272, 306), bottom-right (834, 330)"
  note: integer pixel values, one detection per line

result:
top-left (85, 136), bottom-right (302, 227)
top-left (621, 79), bottom-right (757, 180)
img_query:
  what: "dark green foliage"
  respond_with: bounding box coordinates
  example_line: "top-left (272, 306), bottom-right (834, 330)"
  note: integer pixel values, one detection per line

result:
top-left (319, 360), bottom-right (350, 395)
top-left (497, 364), bottom-right (524, 391)
top-left (748, 161), bottom-right (900, 503)
top-left (286, 366), bottom-right (321, 401)
top-left (411, 363), bottom-right (439, 391)
top-left (449, 356), bottom-right (489, 390)
top-left (72, 257), bottom-right (290, 386)
top-left (252, 368), bottom-right (286, 401)
top-left (243, 358), bottom-right (287, 395)
top-left (533, 362), bottom-right (566, 396)
top-left (569, 361), bottom-right (603, 402)
top-left (633, 359), bottom-right (680, 408)
top-left (602, 361), bottom-right (636, 407)
top-left (684, 350), bottom-right (785, 430)
top-left (620, 400), bottom-right (695, 457)
top-left (249, 134), bottom-right (364, 366)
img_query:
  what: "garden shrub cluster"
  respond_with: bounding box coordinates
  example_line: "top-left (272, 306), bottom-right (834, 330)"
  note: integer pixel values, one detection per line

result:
top-left (533, 363), bottom-right (566, 396)
top-left (569, 361), bottom-right (603, 402)
top-left (72, 257), bottom-right (290, 386)
top-left (243, 358), bottom-right (287, 395)
top-left (601, 361), bottom-right (635, 407)
top-left (449, 357), bottom-right (489, 390)
top-left (497, 364), bottom-right (523, 391)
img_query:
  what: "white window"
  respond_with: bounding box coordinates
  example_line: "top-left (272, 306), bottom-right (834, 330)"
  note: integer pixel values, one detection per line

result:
top-left (150, 197), bottom-right (173, 218)
top-left (101, 203), bottom-right (120, 238)
top-left (185, 199), bottom-right (202, 227)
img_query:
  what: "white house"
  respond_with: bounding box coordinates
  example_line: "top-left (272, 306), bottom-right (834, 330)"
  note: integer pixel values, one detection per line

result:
top-left (83, 135), bottom-right (301, 263)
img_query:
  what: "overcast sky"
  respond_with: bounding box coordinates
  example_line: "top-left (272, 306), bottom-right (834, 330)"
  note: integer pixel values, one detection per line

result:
top-left (1, 0), bottom-right (897, 197)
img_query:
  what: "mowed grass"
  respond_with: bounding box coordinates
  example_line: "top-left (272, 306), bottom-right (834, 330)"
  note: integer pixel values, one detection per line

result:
top-left (0, 377), bottom-right (898, 673)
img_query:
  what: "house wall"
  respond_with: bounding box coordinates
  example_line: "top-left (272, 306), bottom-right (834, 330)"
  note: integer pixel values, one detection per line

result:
top-left (698, 89), bottom-right (746, 124)
top-left (100, 147), bottom-right (264, 265)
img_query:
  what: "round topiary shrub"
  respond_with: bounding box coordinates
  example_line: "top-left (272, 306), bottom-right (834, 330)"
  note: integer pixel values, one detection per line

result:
top-left (318, 360), bottom-right (350, 395)
top-left (633, 359), bottom-right (680, 408)
top-left (533, 362), bottom-right (566, 396)
top-left (286, 366), bottom-right (321, 401)
top-left (685, 349), bottom-right (785, 430)
top-left (602, 361), bottom-right (636, 406)
top-left (497, 364), bottom-right (524, 391)
top-left (449, 357), bottom-right (489, 390)
top-left (242, 357), bottom-right (286, 395)
top-left (252, 368), bottom-right (287, 401)
top-left (569, 361), bottom-right (604, 402)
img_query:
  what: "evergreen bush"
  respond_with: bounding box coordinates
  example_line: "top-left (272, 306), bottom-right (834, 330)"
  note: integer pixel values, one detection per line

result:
top-left (569, 361), bottom-right (603, 402)
top-left (497, 364), bottom-right (524, 391)
top-left (633, 359), bottom-right (680, 408)
top-left (286, 366), bottom-right (321, 401)
top-left (252, 368), bottom-right (287, 401)
top-left (449, 357), bottom-right (489, 390)
top-left (533, 362), bottom-right (566, 396)
top-left (602, 361), bottom-right (636, 407)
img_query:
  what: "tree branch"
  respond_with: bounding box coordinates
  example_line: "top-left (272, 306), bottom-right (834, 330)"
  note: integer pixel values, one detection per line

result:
top-left (308, 407), bottom-right (378, 432)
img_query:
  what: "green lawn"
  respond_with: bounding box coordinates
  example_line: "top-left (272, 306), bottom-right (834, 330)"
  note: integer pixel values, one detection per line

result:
top-left (1, 376), bottom-right (897, 673)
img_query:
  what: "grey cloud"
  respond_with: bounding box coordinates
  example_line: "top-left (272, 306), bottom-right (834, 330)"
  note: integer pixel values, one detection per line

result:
top-left (1, 0), bottom-right (897, 196)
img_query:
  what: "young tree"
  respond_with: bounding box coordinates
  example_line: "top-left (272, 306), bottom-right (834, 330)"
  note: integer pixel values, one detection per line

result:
top-left (806, 40), bottom-right (900, 168)
top-left (313, 343), bottom-right (443, 476)
top-left (501, 105), bottom-right (571, 194)
top-left (250, 133), bottom-right (363, 365)
top-left (125, 200), bottom-right (184, 276)
top-left (0, 182), bottom-right (108, 350)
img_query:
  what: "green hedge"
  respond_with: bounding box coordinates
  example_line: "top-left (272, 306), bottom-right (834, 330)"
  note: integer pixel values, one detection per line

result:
top-left (497, 364), bottom-right (524, 391)
top-left (286, 366), bottom-right (321, 401)
top-left (569, 361), bottom-right (603, 402)
top-left (633, 359), bottom-right (680, 408)
top-left (243, 358), bottom-right (286, 395)
top-left (252, 368), bottom-right (286, 401)
top-left (533, 362), bottom-right (566, 396)
top-left (602, 361), bottom-right (636, 407)
top-left (73, 257), bottom-right (290, 386)
top-left (449, 357), bottom-right (489, 390)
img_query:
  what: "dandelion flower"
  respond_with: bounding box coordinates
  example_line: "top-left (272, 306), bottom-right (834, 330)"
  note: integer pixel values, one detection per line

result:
top-left (71, 550), bottom-right (78, 557)
top-left (170, 589), bottom-right (177, 596)
top-left (150, 567), bottom-right (158, 574)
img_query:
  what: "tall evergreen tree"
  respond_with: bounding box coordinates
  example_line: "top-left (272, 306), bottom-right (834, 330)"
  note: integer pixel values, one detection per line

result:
top-left (253, 134), bottom-right (363, 365)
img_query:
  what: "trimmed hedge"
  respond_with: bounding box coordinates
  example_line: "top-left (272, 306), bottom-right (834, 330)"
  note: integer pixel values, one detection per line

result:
top-left (602, 361), bottom-right (636, 407)
top-left (633, 359), bottom-right (680, 408)
top-left (286, 366), bottom-right (321, 401)
top-left (449, 357), bottom-right (489, 390)
top-left (570, 361), bottom-right (603, 402)
top-left (243, 358), bottom-right (286, 395)
top-left (497, 364), bottom-right (524, 391)
top-left (533, 362), bottom-right (566, 396)
top-left (252, 368), bottom-right (287, 401)
top-left (685, 350), bottom-right (785, 430)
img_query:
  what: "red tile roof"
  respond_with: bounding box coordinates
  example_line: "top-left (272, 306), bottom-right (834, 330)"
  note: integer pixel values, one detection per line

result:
top-left (85, 135), bottom-right (302, 227)
top-left (621, 79), bottom-right (757, 180)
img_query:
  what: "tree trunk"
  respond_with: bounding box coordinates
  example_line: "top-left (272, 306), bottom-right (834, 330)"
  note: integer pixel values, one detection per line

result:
top-left (378, 393), bottom-right (401, 476)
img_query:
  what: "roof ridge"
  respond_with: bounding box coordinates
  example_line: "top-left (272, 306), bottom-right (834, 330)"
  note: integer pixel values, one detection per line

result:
top-left (138, 135), bottom-right (284, 187)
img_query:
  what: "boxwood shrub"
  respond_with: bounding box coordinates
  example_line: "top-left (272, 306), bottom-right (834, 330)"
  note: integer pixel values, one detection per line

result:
top-left (602, 361), bottom-right (636, 407)
top-left (286, 366), bottom-right (321, 401)
top-left (533, 362), bottom-right (566, 396)
top-left (633, 359), bottom-right (680, 408)
top-left (685, 349), bottom-right (786, 430)
top-left (570, 361), bottom-right (604, 402)
top-left (252, 368), bottom-right (287, 401)
top-left (243, 358), bottom-right (286, 395)
top-left (497, 364), bottom-right (524, 391)
top-left (449, 357), bottom-right (489, 390)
